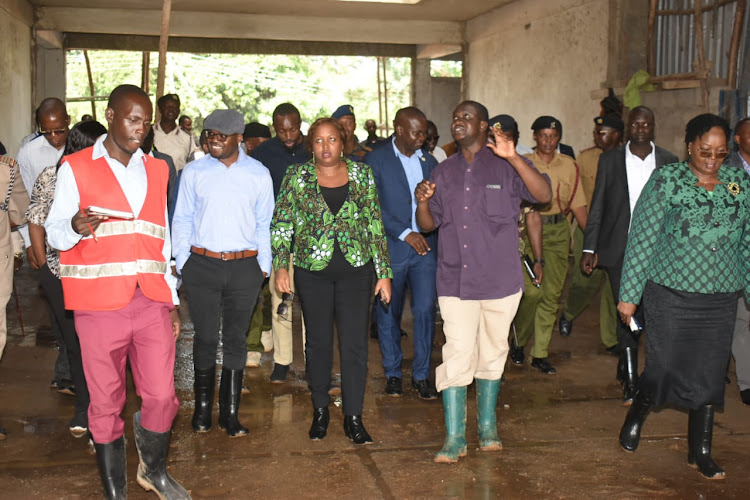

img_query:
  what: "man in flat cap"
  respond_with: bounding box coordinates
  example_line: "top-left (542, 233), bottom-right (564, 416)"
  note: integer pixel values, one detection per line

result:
top-left (558, 114), bottom-right (624, 352)
top-left (243, 122), bottom-right (271, 155)
top-left (45, 84), bottom-right (189, 498)
top-left (511, 116), bottom-right (587, 375)
top-left (582, 106), bottom-right (677, 404)
top-left (332, 104), bottom-right (371, 162)
top-left (173, 108), bottom-right (274, 438)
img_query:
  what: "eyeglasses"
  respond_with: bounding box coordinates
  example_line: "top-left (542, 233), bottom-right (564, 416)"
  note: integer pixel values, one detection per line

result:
top-left (697, 149), bottom-right (730, 160)
top-left (276, 292), bottom-right (294, 318)
top-left (206, 131), bottom-right (232, 142)
top-left (39, 128), bottom-right (68, 137)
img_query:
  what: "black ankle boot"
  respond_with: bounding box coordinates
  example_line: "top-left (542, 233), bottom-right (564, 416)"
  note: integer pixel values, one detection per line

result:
top-left (309, 407), bottom-right (329, 440)
top-left (622, 348), bottom-right (639, 405)
top-left (94, 436), bottom-right (127, 500)
top-left (133, 412), bottom-right (190, 499)
top-left (688, 406), bottom-right (725, 479)
top-left (619, 390), bottom-right (650, 452)
top-left (218, 368), bottom-right (249, 437)
top-left (192, 367), bottom-right (215, 432)
top-left (343, 415), bottom-right (373, 445)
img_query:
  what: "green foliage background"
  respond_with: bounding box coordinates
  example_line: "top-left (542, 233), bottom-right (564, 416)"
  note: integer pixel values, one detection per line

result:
top-left (66, 50), bottom-right (412, 139)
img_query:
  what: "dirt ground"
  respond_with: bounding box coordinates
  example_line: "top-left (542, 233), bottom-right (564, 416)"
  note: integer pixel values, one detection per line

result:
top-left (1, 264), bottom-right (749, 499)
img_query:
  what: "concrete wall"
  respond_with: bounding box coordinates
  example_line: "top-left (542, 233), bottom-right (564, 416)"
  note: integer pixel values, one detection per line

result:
top-left (413, 59), bottom-right (462, 143)
top-left (465, 0), bottom-right (609, 153)
top-left (0, 1), bottom-right (33, 156)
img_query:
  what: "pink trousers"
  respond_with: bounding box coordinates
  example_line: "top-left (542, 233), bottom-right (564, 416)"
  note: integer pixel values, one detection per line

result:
top-left (74, 288), bottom-right (179, 443)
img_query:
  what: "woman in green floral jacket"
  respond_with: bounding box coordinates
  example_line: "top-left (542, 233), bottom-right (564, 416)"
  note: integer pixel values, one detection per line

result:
top-left (617, 114), bottom-right (750, 479)
top-left (271, 117), bottom-right (392, 445)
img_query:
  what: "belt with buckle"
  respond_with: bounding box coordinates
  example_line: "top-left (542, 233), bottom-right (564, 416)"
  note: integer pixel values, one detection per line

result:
top-left (540, 213), bottom-right (566, 225)
top-left (191, 246), bottom-right (258, 261)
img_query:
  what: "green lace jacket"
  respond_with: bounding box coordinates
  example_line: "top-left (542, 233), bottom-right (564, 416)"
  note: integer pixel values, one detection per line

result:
top-left (620, 161), bottom-right (750, 304)
top-left (271, 159), bottom-right (393, 279)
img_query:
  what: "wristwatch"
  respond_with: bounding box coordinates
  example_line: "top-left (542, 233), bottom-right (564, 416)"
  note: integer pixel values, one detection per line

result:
top-left (534, 258), bottom-right (545, 267)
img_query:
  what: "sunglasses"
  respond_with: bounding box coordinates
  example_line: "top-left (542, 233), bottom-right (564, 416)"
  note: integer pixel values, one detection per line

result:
top-left (206, 131), bottom-right (234, 142)
top-left (696, 149), bottom-right (730, 160)
top-left (276, 292), bottom-right (294, 316)
top-left (39, 128), bottom-right (68, 137)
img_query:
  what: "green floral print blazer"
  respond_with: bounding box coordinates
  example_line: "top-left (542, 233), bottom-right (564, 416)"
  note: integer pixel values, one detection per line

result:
top-left (271, 159), bottom-right (393, 279)
top-left (620, 161), bottom-right (750, 304)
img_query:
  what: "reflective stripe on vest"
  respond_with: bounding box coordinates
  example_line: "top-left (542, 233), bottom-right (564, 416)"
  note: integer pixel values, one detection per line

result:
top-left (79, 220), bottom-right (166, 241)
top-left (59, 259), bottom-right (167, 279)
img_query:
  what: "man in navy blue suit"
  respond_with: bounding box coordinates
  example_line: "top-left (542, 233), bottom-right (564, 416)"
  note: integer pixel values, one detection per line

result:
top-left (366, 107), bottom-right (439, 400)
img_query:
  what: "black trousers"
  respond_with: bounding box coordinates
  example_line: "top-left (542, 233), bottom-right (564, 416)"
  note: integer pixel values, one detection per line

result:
top-left (182, 253), bottom-right (263, 371)
top-left (605, 258), bottom-right (644, 350)
top-left (295, 263), bottom-right (373, 415)
top-left (38, 264), bottom-right (90, 417)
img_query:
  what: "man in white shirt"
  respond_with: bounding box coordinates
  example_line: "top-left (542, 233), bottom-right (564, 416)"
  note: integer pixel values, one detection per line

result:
top-left (582, 106), bottom-right (677, 404)
top-left (45, 84), bottom-right (189, 499)
top-left (153, 94), bottom-right (192, 172)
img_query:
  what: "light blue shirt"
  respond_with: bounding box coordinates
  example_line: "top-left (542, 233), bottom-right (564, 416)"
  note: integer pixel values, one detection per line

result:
top-left (172, 149), bottom-right (274, 275)
top-left (392, 138), bottom-right (423, 241)
top-left (739, 152), bottom-right (750, 176)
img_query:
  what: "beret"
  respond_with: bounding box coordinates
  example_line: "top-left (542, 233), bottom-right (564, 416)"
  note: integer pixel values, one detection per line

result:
top-left (488, 114), bottom-right (519, 134)
top-left (331, 105), bottom-right (355, 119)
top-left (204, 109), bottom-right (245, 136)
top-left (243, 122), bottom-right (272, 139)
top-left (594, 114), bottom-right (625, 133)
top-left (531, 115), bottom-right (562, 133)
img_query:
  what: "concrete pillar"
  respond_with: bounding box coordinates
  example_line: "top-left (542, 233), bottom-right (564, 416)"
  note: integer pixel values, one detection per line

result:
top-left (413, 57), bottom-right (461, 145)
top-left (35, 30), bottom-right (66, 105)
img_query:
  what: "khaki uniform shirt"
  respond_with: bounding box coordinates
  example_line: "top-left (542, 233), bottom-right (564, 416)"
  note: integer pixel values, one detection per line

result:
top-left (577, 147), bottom-right (603, 207)
top-left (0, 156), bottom-right (30, 296)
top-left (524, 151), bottom-right (586, 216)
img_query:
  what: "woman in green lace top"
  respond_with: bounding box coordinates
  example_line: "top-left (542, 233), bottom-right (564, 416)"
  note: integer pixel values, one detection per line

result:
top-left (271, 117), bottom-right (392, 445)
top-left (617, 113), bottom-right (750, 479)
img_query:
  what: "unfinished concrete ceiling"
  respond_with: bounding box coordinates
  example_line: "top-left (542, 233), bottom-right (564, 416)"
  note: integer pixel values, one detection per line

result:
top-left (30, 0), bottom-right (516, 22)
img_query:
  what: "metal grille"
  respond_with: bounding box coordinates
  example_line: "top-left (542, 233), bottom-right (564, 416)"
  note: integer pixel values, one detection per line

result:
top-left (653, 0), bottom-right (747, 80)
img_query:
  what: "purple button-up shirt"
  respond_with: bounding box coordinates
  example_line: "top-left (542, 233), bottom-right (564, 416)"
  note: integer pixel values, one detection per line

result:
top-left (428, 147), bottom-right (546, 300)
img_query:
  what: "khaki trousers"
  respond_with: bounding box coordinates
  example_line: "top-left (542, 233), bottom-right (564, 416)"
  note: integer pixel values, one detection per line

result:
top-left (435, 290), bottom-right (523, 392)
top-left (270, 255), bottom-right (305, 365)
top-left (0, 293), bottom-right (9, 360)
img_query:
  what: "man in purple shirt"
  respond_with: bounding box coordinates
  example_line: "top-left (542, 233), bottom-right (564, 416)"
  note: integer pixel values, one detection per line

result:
top-left (415, 101), bottom-right (551, 463)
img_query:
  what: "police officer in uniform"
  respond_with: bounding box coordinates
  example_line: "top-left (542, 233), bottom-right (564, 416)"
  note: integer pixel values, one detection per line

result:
top-left (558, 115), bottom-right (624, 351)
top-left (511, 116), bottom-right (587, 374)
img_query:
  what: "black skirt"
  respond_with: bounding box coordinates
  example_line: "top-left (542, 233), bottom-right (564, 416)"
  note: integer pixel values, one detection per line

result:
top-left (641, 280), bottom-right (738, 410)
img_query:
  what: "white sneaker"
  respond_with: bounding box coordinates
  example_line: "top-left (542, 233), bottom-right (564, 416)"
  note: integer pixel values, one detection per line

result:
top-left (261, 330), bottom-right (273, 352)
top-left (245, 351), bottom-right (262, 368)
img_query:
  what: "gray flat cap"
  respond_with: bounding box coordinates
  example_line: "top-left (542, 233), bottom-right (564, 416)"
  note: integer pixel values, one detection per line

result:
top-left (203, 109), bottom-right (245, 135)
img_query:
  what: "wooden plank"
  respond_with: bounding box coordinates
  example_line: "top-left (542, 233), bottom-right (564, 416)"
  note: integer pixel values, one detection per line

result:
top-left (648, 0), bottom-right (658, 75)
top-left (727, 0), bottom-right (747, 87)
top-left (155, 0), bottom-right (172, 102)
top-left (661, 79), bottom-right (702, 89)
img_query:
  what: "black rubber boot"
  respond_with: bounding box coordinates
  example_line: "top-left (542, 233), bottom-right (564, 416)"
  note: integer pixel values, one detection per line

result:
top-left (622, 347), bottom-right (639, 406)
top-left (133, 411), bottom-right (191, 499)
top-left (191, 367), bottom-right (215, 432)
top-left (93, 436), bottom-right (127, 500)
top-left (218, 368), bottom-right (249, 437)
top-left (619, 390), bottom-right (650, 452)
top-left (688, 405), bottom-right (725, 479)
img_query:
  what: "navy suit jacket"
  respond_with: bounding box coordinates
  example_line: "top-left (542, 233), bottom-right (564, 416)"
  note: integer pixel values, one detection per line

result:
top-left (365, 138), bottom-right (438, 264)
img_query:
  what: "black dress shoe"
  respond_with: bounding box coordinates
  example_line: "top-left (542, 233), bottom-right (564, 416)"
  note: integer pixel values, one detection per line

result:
top-left (270, 363), bottom-right (290, 384)
top-left (605, 345), bottom-right (621, 356)
top-left (559, 317), bottom-right (573, 337)
top-left (412, 379), bottom-right (438, 400)
top-left (509, 343), bottom-right (525, 366)
top-left (385, 376), bottom-right (403, 397)
top-left (740, 389), bottom-right (750, 406)
top-left (344, 415), bottom-right (373, 445)
top-left (309, 407), bottom-right (329, 440)
top-left (530, 357), bottom-right (557, 375)
top-left (57, 380), bottom-right (76, 396)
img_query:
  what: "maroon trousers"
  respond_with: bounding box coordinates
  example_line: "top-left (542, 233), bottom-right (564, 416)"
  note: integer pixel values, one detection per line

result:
top-left (74, 288), bottom-right (179, 443)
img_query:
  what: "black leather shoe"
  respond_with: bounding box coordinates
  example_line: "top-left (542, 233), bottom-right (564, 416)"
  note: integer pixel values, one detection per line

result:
top-left (309, 407), bottom-right (329, 440)
top-left (741, 389), bottom-right (750, 406)
top-left (605, 344), bottom-right (621, 356)
top-left (559, 316), bottom-right (573, 337)
top-left (57, 380), bottom-right (76, 396)
top-left (269, 363), bottom-right (290, 384)
top-left (412, 379), bottom-right (438, 400)
top-left (344, 415), bottom-right (373, 445)
top-left (530, 357), bottom-right (557, 375)
top-left (385, 376), bottom-right (403, 397)
top-left (509, 342), bottom-right (525, 366)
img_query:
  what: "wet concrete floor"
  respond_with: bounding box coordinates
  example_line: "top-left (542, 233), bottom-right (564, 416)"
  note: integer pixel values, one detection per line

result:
top-left (1, 264), bottom-right (750, 499)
